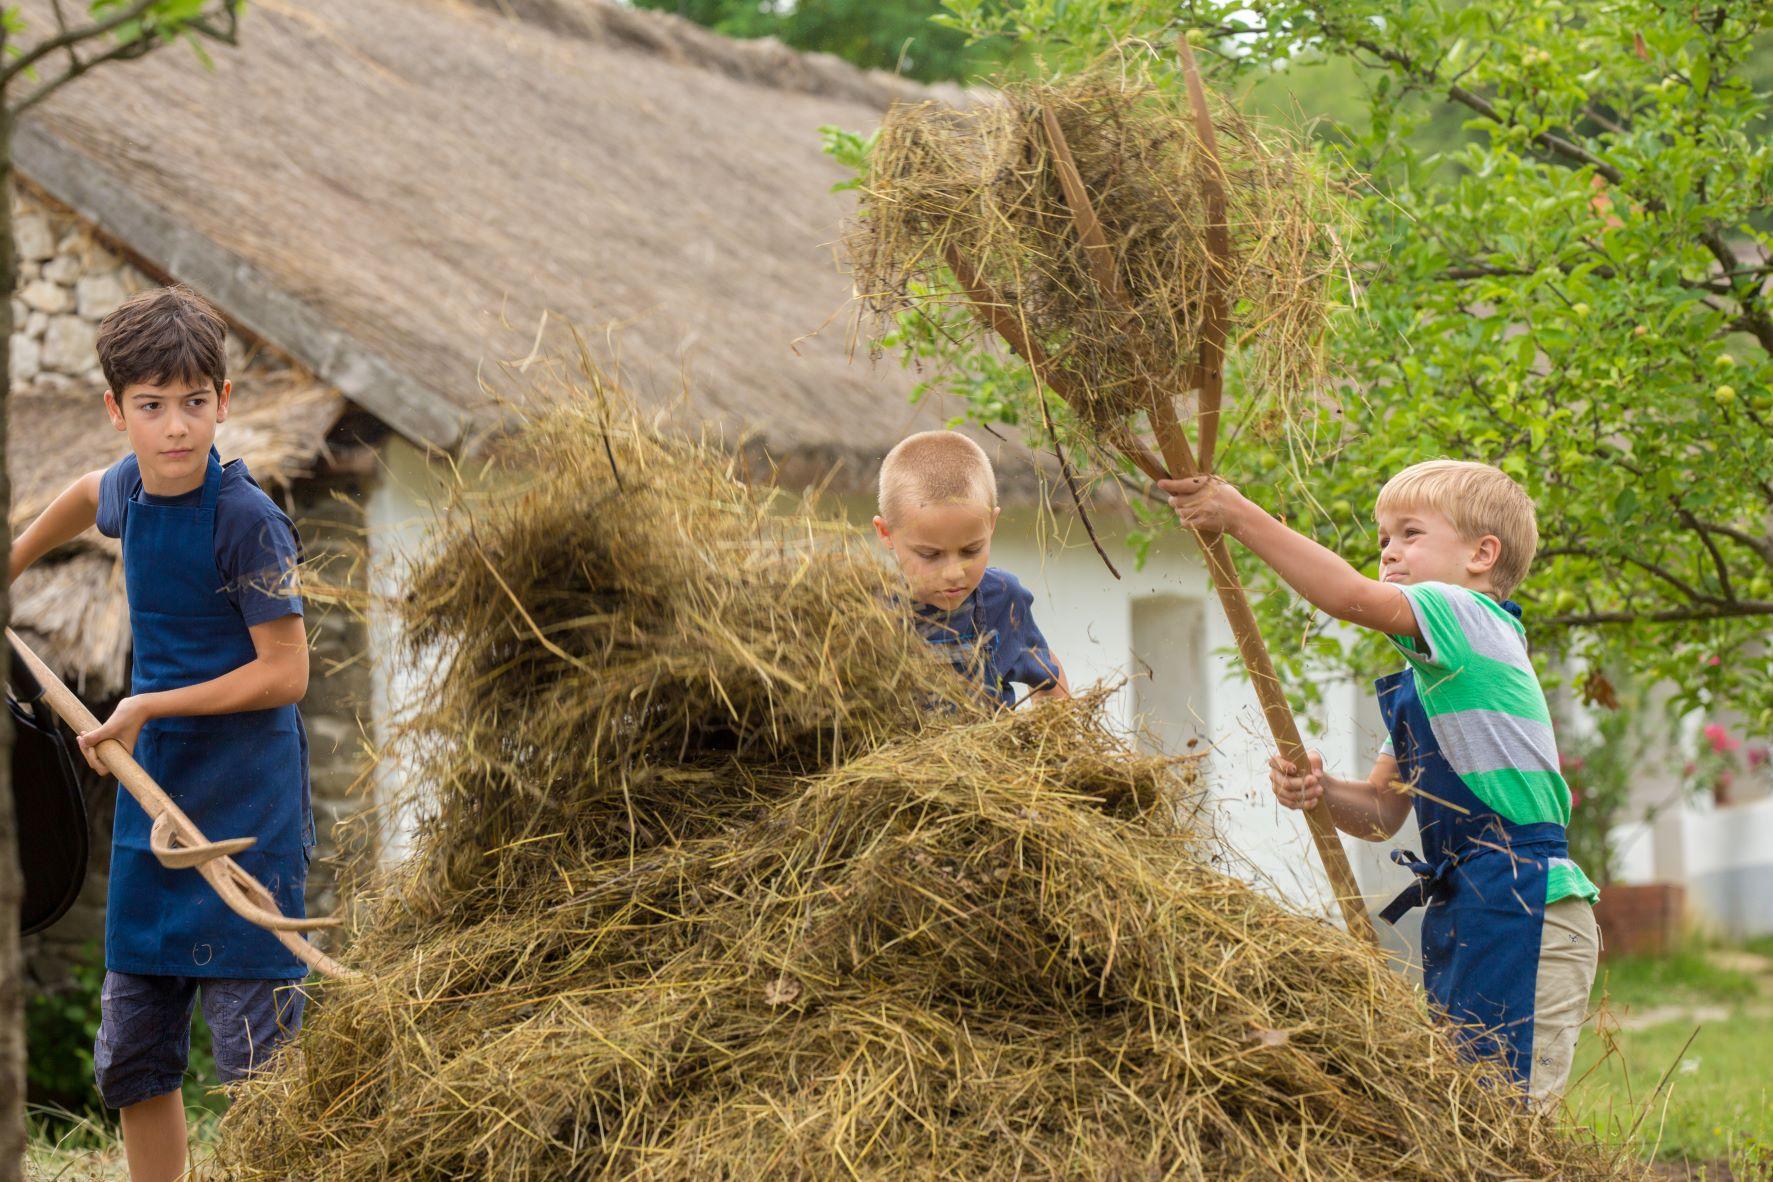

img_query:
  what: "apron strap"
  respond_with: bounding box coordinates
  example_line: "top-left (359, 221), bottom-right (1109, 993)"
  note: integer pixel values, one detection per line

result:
top-left (199, 449), bottom-right (225, 510)
top-left (1378, 848), bottom-right (1460, 925)
top-left (1378, 824), bottom-right (1571, 926)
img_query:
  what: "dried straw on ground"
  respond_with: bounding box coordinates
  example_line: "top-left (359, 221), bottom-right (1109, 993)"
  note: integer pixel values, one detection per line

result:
top-left (210, 375), bottom-right (1639, 1180)
top-left (847, 54), bottom-right (1346, 441)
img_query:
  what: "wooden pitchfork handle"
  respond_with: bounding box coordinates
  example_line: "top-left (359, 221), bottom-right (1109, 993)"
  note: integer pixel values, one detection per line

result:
top-left (1018, 58), bottom-right (1378, 944)
top-left (7, 629), bottom-right (358, 979)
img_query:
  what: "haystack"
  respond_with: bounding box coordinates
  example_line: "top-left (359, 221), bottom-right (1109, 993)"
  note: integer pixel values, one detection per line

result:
top-left (209, 371), bottom-right (1640, 1180)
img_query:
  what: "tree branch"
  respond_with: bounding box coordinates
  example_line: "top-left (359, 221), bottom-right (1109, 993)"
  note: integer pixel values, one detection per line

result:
top-left (0, 0), bottom-right (159, 86)
top-left (48, 0), bottom-right (84, 78)
top-left (1582, 103), bottom-right (1627, 136)
top-left (1548, 601), bottom-right (1773, 627)
top-left (1540, 540), bottom-right (1723, 608)
top-left (186, 2), bottom-right (243, 46)
top-left (1615, 553), bottom-right (1715, 606)
top-left (1347, 36), bottom-right (1624, 184)
top-left (10, 34), bottom-right (157, 116)
top-left (1730, 309), bottom-right (1773, 355)
top-left (1675, 508), bottom-right (1738, 601)
top-left (7, 1), bottom-right (243, 115)
top-left (1682, 516), bottom-right (1773, 569)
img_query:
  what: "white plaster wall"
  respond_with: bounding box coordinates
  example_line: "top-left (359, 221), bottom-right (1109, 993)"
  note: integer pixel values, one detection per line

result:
top-left (364, 435), bottom-right (463, 861)
top-left (362, 462), bottom-right (1418, 937)
top-left (1610, 797), bottom-right (1773, 939)
top-left (1608, 820), bottom-right (1657, 885)
top-left (988, 509), bottom-right (1399, 924)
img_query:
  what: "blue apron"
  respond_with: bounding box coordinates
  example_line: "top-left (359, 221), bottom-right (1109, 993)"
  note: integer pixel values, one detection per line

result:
top-left (105, 451), bottom-right (313, 980)
top-left (1374, 611), bottom-right (1565, 1086)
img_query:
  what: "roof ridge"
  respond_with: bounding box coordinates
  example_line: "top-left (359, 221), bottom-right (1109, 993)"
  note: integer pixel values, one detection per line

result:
top-left (462, 0), bottom-right (959, 110)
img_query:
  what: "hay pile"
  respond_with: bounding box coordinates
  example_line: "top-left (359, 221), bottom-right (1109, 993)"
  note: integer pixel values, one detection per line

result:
top-left (846, 55), bottom-right (1347, 439)
top-left (210, 381), bottom-right (1639, 1180)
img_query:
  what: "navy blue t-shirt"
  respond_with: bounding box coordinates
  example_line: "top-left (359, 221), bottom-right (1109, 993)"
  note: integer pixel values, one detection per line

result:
top-left (915, 567), bottom-right (1059, 706)
top-left (96, 450), bottom-right (304, 626)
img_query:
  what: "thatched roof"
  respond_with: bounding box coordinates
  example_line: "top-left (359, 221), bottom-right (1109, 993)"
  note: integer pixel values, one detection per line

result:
top-left (14, 0), bottom-right (981, 490)
top-left (10, 372), bottom-right (345, 696)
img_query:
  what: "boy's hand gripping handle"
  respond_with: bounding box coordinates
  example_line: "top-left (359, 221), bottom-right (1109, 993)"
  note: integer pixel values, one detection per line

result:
top-left (6, 628), bottom-right (357, 979)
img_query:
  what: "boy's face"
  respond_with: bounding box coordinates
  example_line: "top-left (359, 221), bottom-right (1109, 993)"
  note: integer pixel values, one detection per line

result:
top-left (873, 500), bottom-right (999, 611)
top-left (1376, 503), bottom-right (1501, 593)
top-left (104, 374), bottom-right (231, 495)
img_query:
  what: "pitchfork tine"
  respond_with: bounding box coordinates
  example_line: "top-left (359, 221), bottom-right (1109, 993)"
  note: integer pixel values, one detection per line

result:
top-left (149, 812), bottom-right (256, 869)
top-left (208, 863), bottom-right (343, 931)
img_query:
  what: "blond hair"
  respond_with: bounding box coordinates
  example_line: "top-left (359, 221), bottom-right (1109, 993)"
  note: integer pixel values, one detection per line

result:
top-left (1376, 460), bottom-right (1538, 597)
top-left (877, 430), bottom-right (997, 524)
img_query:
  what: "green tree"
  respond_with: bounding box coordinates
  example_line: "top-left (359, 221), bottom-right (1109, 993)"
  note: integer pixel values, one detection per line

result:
top-left (631, 0), bottom-right (991, 82)
top-left (874, 1), bottom-right (1773, 725)
top-left (0, 5), bottom-right (246, 1175)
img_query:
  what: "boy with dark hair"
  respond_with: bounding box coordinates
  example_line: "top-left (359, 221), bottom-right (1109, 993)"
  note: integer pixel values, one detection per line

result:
top-left (9, 285), bottom-right (312, 1182)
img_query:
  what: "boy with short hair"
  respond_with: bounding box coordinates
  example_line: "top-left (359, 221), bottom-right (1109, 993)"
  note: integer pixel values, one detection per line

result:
top-left (9, 285), bottom-right (313, 1182)
top-left (1162, 459), bottom-right (1598, 1102)
top-left (873, 430), bottom-right (1069, 705)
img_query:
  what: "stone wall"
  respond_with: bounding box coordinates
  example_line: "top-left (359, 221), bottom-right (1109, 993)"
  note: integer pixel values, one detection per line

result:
top-left (11, 185), bottom-right (150, 389)
top-left (290, 467), bottom-right (379, 926)
top-left (15, 185), bottom-right (378, 988)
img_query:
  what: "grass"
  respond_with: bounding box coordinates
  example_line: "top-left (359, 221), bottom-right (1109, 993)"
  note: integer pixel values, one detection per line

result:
top-left (1568, 940), bottom-right (1773, 1178)
top-left (1591, 948), bottom-right (1761, 1010)
top-left (24, 1110), bottom-right (125, 1182)
top-left (24, 1105), bottom-right (221, 1182)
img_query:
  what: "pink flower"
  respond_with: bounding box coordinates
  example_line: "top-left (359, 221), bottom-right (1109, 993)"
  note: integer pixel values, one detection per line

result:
top-left (1569, 785), bottom-right (1582, 808)
top-left (1560, 754), bottom-right (1586, 773)
top-left (1748, 745), bottom-right (1770, 771)
top-left (1683, 761), bottom-right (1697, 777)
top-left (1705, 655), bottom-right (1722, 667)
top-left (1704, 723), bottom-right (1741, 754)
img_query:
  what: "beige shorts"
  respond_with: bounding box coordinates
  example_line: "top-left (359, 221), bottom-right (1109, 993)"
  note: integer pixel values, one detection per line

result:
top-left (1528, 896), bottom-right (1600, 1102)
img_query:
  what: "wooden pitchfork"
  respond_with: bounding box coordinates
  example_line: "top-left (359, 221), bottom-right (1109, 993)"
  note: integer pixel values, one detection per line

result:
top-left (942, 41), bottom-right (1377, 944)
top-left (8, 629), bottom-right (357, 979)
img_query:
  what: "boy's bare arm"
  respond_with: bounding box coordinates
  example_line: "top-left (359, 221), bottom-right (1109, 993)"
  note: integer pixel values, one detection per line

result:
top-left (1271, 751), bottom-right (1413, 840)
top-left (75, 615), bottom-right (309, 774)
top-left (1159, 476), bottom-right (1421, 643)
top-left (9, 470), bottom-right (105, 583)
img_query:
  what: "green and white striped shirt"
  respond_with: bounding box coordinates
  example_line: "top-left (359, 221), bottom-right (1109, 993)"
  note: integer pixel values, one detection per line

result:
top-left (1383, 582), bottom-right (1599, 907)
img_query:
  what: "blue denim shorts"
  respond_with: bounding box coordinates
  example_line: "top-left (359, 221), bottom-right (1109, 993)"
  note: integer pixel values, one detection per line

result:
top-left (92, 971), bottom-right (306, 1109)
